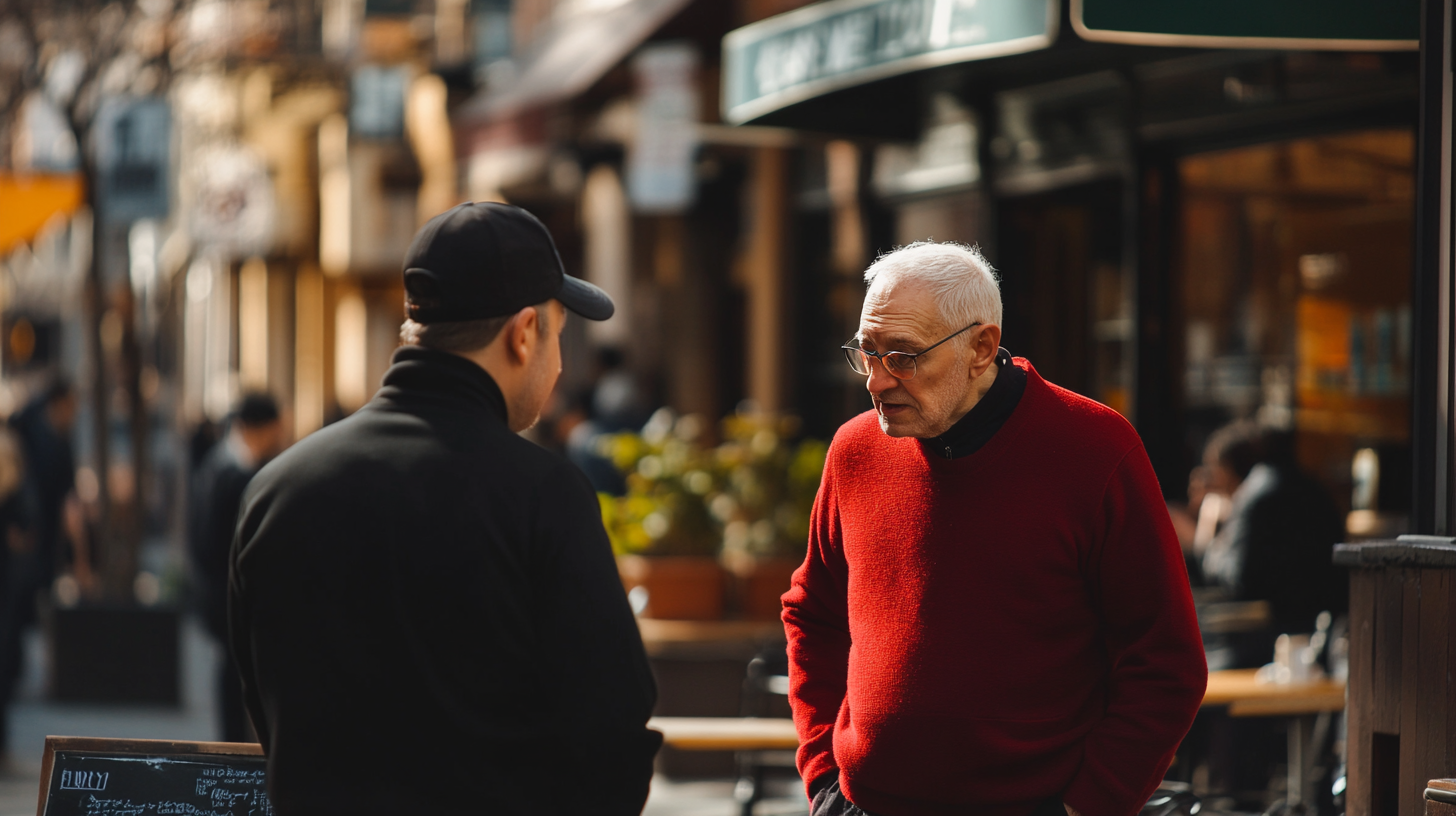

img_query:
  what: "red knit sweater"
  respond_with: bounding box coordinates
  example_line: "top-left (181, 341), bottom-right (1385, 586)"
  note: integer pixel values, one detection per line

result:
top-left (783, 360), bottom-right (1206, 816)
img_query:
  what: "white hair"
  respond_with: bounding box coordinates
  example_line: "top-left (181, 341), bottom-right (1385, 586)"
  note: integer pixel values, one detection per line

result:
top-left (863, 241), bottom-right (1002, 334)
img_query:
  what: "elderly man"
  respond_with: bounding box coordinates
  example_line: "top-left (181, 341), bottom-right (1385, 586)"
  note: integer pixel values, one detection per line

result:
top-left (785, 242), bottom-right (1207, 816)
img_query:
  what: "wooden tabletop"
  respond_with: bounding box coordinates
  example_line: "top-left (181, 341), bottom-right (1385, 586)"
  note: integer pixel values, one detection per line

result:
top-left (636, 619), bottom-right (785, 658)
top-left (637, 619), bottom-right (785, 643)
top-left (650, 668), bottom-right (1345, 752)
top-left (1203, 669), bottom-right (1346, 717)
top-left (649, 717), bottom-right (799, 751)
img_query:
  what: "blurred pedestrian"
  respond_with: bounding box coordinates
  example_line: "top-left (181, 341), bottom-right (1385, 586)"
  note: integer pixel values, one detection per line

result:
top-left (189, 393), bottom-right (284, 743)
top-left (0, 380), bottom-right (77, 753)
top-left (229, 202), bottom-right (660, 815)
top-left (9, 381), bottom-right (77, 598)
top-left (589, 346), bottom-right (646, 433)
top-left (554, 390), bottom-right (628, 495)
top-left (787, 242), bottom-right (1207, 816)
top-left (0, 425), bottom-right (32, 760)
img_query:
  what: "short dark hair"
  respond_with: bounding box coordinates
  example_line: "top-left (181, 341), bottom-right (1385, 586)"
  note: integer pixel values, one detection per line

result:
top-left (399, 300), bottom-right (551, 354)
top-left (235, 393), bottom-right (281, 428)
top-left (44, 379), bottom-right (74, 405)
top-left (1204, 420), bottom-right (1265, 482)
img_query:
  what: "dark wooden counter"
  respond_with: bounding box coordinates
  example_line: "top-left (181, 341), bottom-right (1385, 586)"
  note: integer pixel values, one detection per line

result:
top-left (1337, 537), bottom-right (1456, 816)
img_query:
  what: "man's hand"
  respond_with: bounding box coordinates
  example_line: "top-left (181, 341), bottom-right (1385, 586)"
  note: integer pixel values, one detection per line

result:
top-left (1064, 804), bottom-right (1082, 816)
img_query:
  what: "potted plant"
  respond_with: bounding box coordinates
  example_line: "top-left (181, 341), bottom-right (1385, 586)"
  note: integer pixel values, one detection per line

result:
top-left (598, 407), bottom-right (827, 621)
top-left (711, 412), bottom-right (827, 620)
top-left (600, 410), bottom-right (727, 620)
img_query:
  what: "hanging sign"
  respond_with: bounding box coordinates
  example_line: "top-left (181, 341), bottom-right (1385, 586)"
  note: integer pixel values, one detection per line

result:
top-left (187, 144), bottom-right (276, 260)
top-left (1071, 0), bottom-right (1418, 50)
top-left (723, 0), bottom-right (1057, 125)
top-left (627, 43), bottom-right (700, 213)
top-left (94, 97), bottom-right (171, 223)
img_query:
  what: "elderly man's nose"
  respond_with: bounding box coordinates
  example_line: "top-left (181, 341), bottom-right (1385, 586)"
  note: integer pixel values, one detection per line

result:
top-left (866, 359), bottom-right (896, 395)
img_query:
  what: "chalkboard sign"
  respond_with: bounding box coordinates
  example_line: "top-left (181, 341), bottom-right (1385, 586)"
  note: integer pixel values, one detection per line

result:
top-left (37, 737), bottom-right (272, 816)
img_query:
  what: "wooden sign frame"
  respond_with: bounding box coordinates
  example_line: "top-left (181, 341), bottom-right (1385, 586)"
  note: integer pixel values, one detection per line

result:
top-left (37, 736), bottom-right (264, 816)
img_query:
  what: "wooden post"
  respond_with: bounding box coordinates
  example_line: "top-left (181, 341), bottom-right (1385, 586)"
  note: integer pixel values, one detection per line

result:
top-left (1336, 539), bottom-right (1456, 816)
top-left (744, 147), bottom-right (788, 413)
top-left (294, 265), bottom-right (326, 439)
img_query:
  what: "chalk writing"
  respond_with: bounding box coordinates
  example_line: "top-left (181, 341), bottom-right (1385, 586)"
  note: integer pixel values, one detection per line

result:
top-left (44, 753), bottom-right (274, 816)
top-left (60, 771), bottom-right (109, 791)
top-left (197, 768), bottom-right (264, 784)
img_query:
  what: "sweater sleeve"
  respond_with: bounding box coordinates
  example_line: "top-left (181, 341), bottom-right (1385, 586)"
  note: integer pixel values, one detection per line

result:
top-left (1062, 444), bottom-right (1208, 816)
top-left (781, 455), bottom-right (851, 799)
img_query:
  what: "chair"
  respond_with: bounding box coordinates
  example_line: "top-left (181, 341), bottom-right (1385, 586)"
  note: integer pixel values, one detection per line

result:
top-left (1140, 782), bottom-right (1201, 816)
top-left (735, 643), bottom-right (797, 816)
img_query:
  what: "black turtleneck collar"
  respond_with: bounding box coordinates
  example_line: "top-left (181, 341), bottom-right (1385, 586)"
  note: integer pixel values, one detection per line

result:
top-left (380, 345), bottom-right (509, 423)
top-left (920, 347), bottom-right (1026, 459)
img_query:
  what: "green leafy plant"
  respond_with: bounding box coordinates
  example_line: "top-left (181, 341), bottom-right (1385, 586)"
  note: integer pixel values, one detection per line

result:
top-left (597, 408), bottom-right (827, 561)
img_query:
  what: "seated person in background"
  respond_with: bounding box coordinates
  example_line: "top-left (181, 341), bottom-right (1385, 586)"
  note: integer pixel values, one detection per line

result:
top-left (1200, 421), bottom-right (1346, 664)
top-left (1169, 464), bottom-right (1216, 579)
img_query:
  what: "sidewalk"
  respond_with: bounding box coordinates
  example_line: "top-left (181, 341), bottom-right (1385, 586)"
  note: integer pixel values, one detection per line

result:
top-left (0, 617), bottom-right (807, 816)
top-left (0, 618), bottom-right (219, 816)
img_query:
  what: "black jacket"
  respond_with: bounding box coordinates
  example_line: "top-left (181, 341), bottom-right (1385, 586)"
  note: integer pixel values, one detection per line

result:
top-left (229, 346), bottom-right (661, 815)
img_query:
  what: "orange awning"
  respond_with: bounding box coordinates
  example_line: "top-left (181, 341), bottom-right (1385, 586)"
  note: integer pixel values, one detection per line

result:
top-left (0, 173), bottom-right (85, 256)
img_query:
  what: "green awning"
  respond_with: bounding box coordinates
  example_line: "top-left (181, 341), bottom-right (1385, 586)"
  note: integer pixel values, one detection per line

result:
top-left (723, 0), bottom-right (1057, 125)
top-left (1072, 0), bottom-right (1418, 50)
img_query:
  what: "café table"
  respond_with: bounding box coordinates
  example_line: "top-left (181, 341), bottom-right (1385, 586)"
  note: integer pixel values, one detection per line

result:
top-left (651, 668), bottom-right (1346, 813)
top-left (1201, 669), bottom-right (1346, 812)
top-left (648, 716), bottom-right (799, 751)
top-left (652, 669), bottom-right (1345, 748)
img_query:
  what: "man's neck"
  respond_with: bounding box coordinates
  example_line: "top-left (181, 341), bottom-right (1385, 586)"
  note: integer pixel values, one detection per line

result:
top-left (932, 362), bottom-right (999, 438)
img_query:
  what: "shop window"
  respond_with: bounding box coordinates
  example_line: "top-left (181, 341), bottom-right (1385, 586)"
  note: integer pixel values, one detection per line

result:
top-left (1177, 130), bottom-right (1414, 531)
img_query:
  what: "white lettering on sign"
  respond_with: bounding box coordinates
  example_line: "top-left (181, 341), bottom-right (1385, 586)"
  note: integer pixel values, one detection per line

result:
top-left (60, 770), bottom-right (110, 791)
top-left (725, 0), bottom-right (1050, 123)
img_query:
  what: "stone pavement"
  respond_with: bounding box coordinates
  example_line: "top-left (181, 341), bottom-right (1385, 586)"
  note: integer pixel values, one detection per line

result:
top-left (0, 617), bottom-right (807, 816)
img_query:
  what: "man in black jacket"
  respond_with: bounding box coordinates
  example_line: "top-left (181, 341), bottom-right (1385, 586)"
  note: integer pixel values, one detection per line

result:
top-left (229, 202), bottom-right (661, 815)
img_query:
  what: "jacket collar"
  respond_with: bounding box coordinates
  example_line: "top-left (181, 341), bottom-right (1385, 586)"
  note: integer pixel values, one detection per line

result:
top-left (920, 347), bottom-right (1026, 459)
top-left (379, 345), bottom-right (509, 423)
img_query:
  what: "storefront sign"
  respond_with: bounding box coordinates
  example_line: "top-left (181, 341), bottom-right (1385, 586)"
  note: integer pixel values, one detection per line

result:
top-left (723, 0), bottom-right (1056, 125)
top-left (351, 65), bottom-right (409, 140)
top-left (1072, 0), bottom-right (1418, 50)
top-left (94, 97), bottom-right (171, 222)
top-left (627, 43), bottom-right (699, 213)
top-left (187, 144), bottom-right (275, 260)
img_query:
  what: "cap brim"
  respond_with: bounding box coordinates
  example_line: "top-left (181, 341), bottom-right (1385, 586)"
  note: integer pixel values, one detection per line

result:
top-left (559, 275), bottom-right (615, 321)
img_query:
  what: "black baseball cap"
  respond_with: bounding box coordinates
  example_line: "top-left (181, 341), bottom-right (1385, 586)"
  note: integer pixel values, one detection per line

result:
top-left (402, 202), bottom-right (614, 323)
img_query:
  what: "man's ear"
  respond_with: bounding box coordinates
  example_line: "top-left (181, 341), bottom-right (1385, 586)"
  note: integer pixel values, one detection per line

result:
top-left (505, 306), bottom-right (540, 364)
top-left (970, 323), bottom-right (1002, 378)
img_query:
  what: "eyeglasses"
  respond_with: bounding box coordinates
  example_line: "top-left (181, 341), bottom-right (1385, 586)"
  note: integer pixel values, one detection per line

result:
top-left (841, 323), bottom-right (982, 380)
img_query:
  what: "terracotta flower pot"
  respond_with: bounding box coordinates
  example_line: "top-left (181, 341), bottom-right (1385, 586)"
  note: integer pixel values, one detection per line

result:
top-left (617, 555), bottom-right (726, 621)
top-left (736, 557), bottom-right (801, 621)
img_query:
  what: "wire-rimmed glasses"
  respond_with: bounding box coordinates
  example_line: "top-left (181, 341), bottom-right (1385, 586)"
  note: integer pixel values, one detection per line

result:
top-left (841, 322), bottom-right (982, 380)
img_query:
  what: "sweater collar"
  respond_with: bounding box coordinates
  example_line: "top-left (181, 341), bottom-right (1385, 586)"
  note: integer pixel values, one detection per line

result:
top-left (920, 348), bottom-right (1026, 459)
top-left (378, 345), bottom-right (509, 423)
